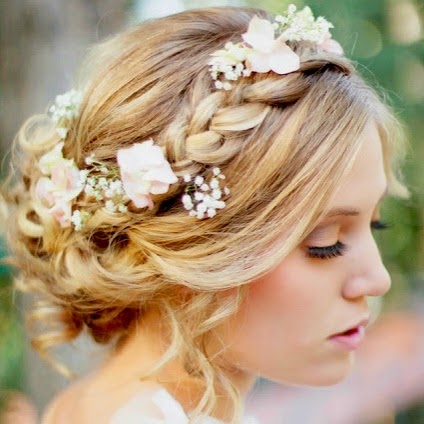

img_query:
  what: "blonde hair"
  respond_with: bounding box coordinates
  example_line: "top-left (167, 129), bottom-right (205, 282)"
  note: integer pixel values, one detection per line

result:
top-left (1, 6), bottom-right (408, 423)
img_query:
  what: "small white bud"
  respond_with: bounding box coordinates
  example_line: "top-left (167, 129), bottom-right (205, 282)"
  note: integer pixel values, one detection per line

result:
top-left (197, 202), bottom-right (207, 213)
top-left (210, 178), bottom-right (219, 189)
top-left (207, 208), bottom-right (217, 218)
top-left (194, 176), bottom-right (204, 186)
top-left (194, 192), bottom-right (204, 201)
top-left (56, 127), bottom-right (68, 139)
top-left (212, 189), bottom-right (222, 200)
top-left (118, 204), bottom-right (128, 213)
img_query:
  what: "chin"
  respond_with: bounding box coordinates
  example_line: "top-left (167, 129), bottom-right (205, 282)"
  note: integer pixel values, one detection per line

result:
top-left (271, 354), bottom-right (355, 387)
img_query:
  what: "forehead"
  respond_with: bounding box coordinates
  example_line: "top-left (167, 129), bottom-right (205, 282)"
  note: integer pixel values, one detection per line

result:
top-left (331, 121), bottom-right (387, 211)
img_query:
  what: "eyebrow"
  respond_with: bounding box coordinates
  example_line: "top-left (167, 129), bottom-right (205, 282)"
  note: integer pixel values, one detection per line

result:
top-left (325, 208), bottom-right (360, 218)
top-left (324, 186), bottom-right (388, 219)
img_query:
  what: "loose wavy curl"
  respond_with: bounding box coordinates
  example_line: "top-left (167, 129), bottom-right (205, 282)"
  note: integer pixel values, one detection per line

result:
top-left (1, 6), bottom-right (408, 423)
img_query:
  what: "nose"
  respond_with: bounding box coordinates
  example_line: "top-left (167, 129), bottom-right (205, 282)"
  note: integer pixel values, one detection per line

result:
top-left (342, 233), bottom-right (391, 300)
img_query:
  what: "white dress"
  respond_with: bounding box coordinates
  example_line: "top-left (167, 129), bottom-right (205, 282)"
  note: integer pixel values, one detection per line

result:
top-left (110, 386), bottom-right (258, 424)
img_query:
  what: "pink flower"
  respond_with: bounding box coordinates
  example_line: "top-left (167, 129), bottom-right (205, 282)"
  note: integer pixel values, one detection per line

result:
top-left (319, 32), bottom-right (344, 55)
top-left (35, 159), bottom-right (83, 227)
top-left (242, 16), bottom-right (300, 75)
top-left (48, 200), bottom-right (73, 227)
top-left (117, 140), bottom-right (178, 209)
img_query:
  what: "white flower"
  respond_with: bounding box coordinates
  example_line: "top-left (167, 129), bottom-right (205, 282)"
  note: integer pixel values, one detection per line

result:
top-left (182, 168), bottom-right (229, 219)
top-left (212, 189), bottom-right (222, 200)
top-left (197, 202), bottom-right (207, 213)
top-left (105, 200), bottom-right (117, 213)
top-left (118, 204), bottom-right (128, 213)
top-left (117, 139), bottom-right (178, 209)
top-left (70, 210), bottom-right (90, 231)
top-left (85, 154), bottom-right (95, 165)
top-left (57, 127), bottom-right (68, 139)
top-left (182, 194), bottom-right (194, 210)
top-left (98, 177), bottom-right (108, 189)
top-left (38, 142), bottom-right (65, 175)
top-left (49, 89), bottom-right (82, 124)
top-left (207, 208), bottom-right (217, 218)
top-left (210, 178), bottom-right (219, 189)
top-left (194, 176), bottom-right (204, 186)
top-left (215, 81), bottom-right (232, 91)
top-left (194, 192), bottom-right (204, 201)
top-left (84, 184), bottom-right (95, 196)
top-left (209, 4), bottom-right (339, 90)
top-left (183, 174), bottom-right (191, 182)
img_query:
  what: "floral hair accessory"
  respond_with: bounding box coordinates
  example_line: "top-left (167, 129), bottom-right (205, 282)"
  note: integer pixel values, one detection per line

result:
top-left (35, 91), bottom-right (230, 230)
top-left (209, 4), bottom-right (343, 90)
top-left (49, 89), bottom-right (83, 139)
top-left (182, 167), bottom-right (229, 219)
top-left (36, 139), bottom-right (179, 230)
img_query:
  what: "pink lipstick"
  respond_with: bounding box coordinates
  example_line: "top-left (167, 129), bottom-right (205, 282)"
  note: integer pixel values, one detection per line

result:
top-left (329, 326), bottom-right (365, 350)
top-left (328, 318), bottom-right (369, 350)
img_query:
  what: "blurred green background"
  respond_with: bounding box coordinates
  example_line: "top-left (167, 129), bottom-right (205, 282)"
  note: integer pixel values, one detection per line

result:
top-left (0, 0), bottom-right (423, 422)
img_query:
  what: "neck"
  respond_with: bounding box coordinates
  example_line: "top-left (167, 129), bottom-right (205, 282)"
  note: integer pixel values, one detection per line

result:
top-left (97, 308), bottom-right (256, 420)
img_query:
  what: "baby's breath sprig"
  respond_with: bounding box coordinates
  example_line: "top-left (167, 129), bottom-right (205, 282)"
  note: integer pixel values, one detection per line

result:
top-left (48, 89), bottom-right (83, 139)
top-left (182, 167), bottom-right (230, 219)
top-left (82, 153), bottom-right (129, 214)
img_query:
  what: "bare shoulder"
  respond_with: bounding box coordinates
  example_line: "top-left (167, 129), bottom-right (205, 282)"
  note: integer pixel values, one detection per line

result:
top-left (41, 374), bottom-right (168, 424)
top-left (41, 377), bottom-right (92, 424)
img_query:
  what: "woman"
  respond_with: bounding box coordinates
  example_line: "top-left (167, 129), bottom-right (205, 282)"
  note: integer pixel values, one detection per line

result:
top-left (1, 4), bottom-right (408, 423)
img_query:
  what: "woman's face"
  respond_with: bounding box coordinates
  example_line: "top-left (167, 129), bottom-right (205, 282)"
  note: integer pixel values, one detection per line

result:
top-left (218, 121), bottom-right (390, 387)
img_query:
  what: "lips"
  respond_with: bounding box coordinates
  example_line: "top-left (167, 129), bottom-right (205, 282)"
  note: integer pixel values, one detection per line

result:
top-left (331, 317), bottom-right (370, 338)
top-left (328, 317), bottom-right (370, 351)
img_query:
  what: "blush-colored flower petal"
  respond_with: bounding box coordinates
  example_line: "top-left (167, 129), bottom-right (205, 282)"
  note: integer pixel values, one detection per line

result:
top-left (49, 200), bottom-right (73, 227)
top-left (319, 35), bottom-right (344, 55)
top-left (36, 177), bottom-right (56, 207)
top-left (117, 140), bottom-right (178, 209)
top-left (117, 139), bottom-right (165, 173)
top-left (245, 50), bottom-right (272, 73)
top-left (146, 165), bottom-right (179, 185)
top-left (50, 161), bottom-right (83, 201)
top-left (38, 142), bottom-right (65, 175)
top-left (149, 180), bottom-right (171, 195)
top-left (242, 16), bottom-right (275, 53)
top-left (268, 40), bottom-right (300, 74)
top-left (129, 193), bottom-right (154, 209)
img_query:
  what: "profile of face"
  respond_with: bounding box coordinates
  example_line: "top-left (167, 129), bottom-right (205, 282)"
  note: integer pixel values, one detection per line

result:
top-left (217, 121), bottom-right (390, 387)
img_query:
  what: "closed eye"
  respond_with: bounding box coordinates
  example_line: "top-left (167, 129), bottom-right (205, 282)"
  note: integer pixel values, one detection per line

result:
top-left (306, 241), bottom-right (348, 260)
top-left (371, 220), bottom-right (390, 230)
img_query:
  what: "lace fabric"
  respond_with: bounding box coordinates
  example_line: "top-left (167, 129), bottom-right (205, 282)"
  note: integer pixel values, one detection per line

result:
top-left (110, 386), bottom-right (259, 424)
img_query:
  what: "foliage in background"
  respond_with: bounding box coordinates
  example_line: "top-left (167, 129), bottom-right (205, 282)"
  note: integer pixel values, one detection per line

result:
top-left (0, 240), bottom-right (25, 399)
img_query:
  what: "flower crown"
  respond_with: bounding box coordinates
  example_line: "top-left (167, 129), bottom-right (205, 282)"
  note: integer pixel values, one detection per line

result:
top-left (35, 93), bottom-right (229, 230)
top-left (209, 4), bottom-right (343, 90)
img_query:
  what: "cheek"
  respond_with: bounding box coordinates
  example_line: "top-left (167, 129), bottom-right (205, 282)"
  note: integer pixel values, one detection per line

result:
top-left (222, 256), bottom-right (314, 366)
top-left (219, 253), bottom-right (352, 385)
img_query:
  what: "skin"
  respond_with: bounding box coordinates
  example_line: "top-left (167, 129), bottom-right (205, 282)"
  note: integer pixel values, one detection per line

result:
top-left (42, 120), bottom-right (390, 423)
top-left (214, 120), bottom-right (390, 391)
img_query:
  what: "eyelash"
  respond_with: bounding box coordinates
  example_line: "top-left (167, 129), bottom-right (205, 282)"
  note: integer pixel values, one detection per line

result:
top-left (306, 220), bottom-right (390, 260)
